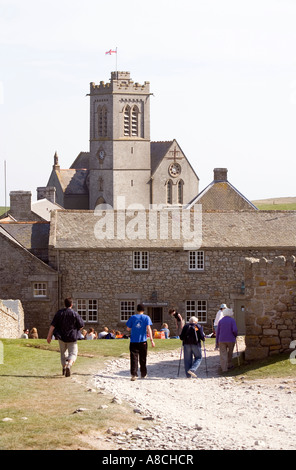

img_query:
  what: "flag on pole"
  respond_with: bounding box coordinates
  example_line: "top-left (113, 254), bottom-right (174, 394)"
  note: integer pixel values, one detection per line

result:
top-left (105, 49), bottom-right (117, 55)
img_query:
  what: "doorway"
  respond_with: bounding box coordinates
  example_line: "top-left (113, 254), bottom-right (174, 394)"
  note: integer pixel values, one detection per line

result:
top-left (234, 300), bottom-right (246, 335)
top-left (147, 307), bottom-right (163, 329)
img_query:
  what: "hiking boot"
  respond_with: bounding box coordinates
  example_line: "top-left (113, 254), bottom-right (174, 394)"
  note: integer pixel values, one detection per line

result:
top-left (188, 370), bottom-right (197, 378)
top-left (65, 366), bottom-right (71, 377)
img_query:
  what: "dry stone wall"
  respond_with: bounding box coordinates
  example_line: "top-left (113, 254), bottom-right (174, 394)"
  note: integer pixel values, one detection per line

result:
top-left (0, 299), bottom-right (24, 338)
top-left (245, 255), bottom-right (296, 360)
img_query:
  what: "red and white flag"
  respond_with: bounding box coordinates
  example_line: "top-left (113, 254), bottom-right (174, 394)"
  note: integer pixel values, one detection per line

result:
top-left (105, 49), bottom-right (117, 55)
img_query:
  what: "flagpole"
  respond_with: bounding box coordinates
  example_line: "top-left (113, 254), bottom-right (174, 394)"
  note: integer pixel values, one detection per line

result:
top-left (4, 160), bottom-right (7, 213)
top-left (116, 47), bottom-right (118, 78)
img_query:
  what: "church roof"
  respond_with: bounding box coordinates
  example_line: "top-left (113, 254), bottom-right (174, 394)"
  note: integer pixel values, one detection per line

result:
top-left (70, 152), bottom-right (91, 170)
top-left (150, 141), bottom-right (174, 174)
top-left (56, 169), bottom-right (89, 195)
top-left (49, 209), bottom-right (296, 250)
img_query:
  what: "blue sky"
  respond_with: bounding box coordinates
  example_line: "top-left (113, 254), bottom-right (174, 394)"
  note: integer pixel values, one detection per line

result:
top-left (1, 0), bottom-right (296, 205)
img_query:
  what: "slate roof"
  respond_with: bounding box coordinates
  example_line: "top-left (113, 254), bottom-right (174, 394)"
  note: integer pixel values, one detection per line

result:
top-left (32, 199), bottom-right (64, 222)
top-left (0, 222), bottom-right (50, 261)
top-left (150, 141), bottom-right (174, 174)
top-left (0, 225), bottom-right (56, 271)
top-left (49, 209), bottom-right (296, 250)
top-left (187, 180), bottom-right (257, 211)
top-left (56, 169), bottom-right (89, 195)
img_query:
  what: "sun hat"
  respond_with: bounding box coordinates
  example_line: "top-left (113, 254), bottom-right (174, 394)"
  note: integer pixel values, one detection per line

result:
top-left (223, 308), bottom-right (234, 316)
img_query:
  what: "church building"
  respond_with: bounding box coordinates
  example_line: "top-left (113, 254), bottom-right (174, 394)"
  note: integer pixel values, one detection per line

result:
top-left (45, 72), bottom-right (199, 210)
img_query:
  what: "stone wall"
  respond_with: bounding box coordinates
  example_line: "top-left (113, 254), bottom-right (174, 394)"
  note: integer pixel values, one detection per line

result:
top-left (245, 256), bottom-right (296, 360)
top-left (0, 299), bottom-right (24, 338)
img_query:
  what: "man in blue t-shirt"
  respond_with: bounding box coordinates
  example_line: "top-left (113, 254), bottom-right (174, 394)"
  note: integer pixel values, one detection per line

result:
top-left (126, 304), bottom-right (155, 381)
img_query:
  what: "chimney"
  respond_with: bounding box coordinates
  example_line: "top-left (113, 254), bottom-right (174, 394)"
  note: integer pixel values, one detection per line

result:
top-left (37, 186), bottom-right (56, 204)
top-left (214, 168), bottom-right (228, 182)
top-left (9, 191), bottom-right (32, 221)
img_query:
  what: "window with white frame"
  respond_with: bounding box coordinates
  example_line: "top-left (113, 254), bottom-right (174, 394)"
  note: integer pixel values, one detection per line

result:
top-left (120, 300), bottom-right (135, 321)
top-left (189, 250), bottom-right (204, 271)
top-left (186, 300), bottom-right (207, 323)
top-left (77, 299), bottom-right (98, 322)
top-left (33, 282), bottom-right (47, 297)
top-left (133, 251), bottom-right (149, 270)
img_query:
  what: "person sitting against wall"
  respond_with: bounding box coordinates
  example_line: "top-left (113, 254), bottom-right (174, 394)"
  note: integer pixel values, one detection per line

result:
top-left (86, 327), bottom-right (96, 340)
top-left (160, 323), bottom-right (170, 339)
top-left (104, 329), bottom-right (116, 339)
top-left (29, 327), bottom-right (38, 339)
top-left (98, 327), bottom-right (109, 339)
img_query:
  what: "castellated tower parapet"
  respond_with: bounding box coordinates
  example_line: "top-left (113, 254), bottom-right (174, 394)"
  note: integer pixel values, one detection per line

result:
top-left (90, 71), bottom-right (150, 95)
top-left (88, 71), bottom-right (151, 210)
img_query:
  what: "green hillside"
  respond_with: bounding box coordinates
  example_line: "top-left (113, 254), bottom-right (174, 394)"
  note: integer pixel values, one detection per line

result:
top-left (252, 197), bottom-right (296, 211)
top-left (0, 207), bottom-right (8, 216)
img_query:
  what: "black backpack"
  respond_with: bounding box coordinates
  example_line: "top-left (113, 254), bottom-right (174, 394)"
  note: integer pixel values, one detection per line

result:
top-left (185, 323), bottom-right (203, 344)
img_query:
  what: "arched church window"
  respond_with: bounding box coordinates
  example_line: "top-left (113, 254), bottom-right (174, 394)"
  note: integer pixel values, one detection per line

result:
top-left (124, 105), bottom-right (131, 136)
top-left (98, 105), bottom-right (108, 137)
top-left (177, 179), bottom-right (184, 204)
top-left (123, 105), bottom-right (139, 137)
top-left (131, 106), bottom-right (139, 136)
top-left (166, 180), bottom-right (173, 205)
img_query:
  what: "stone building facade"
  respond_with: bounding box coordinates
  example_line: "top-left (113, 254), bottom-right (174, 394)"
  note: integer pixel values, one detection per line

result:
top-left (48, 209), bottom-right (296, 340)
top-left (244, 255), bottom-right (296, 360)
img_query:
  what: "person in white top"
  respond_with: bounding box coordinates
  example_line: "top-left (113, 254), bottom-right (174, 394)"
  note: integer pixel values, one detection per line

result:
top-left (86, 327), bottom-right (96, 340)
top-left (214, 304), bottom-right (227, 334)
top-left (98, 327), bottom-right (109, 339)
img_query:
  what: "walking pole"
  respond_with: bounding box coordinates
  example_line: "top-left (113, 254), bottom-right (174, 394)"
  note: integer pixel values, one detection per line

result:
top-left (177, 345), bottom-right (183, 377)
top-left (236, 339), bottom-right (240, 367)
top-left (203, 341), bottom-right (208, 377)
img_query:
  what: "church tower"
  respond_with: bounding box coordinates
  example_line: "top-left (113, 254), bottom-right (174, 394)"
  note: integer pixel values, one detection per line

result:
top-left (88, 71), bottom-right (151, 209)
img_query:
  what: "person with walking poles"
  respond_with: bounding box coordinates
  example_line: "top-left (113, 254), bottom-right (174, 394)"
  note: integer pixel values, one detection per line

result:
top-left (215, 307), bottom-right (238, 372)
top-left (126, 304), bottom-right (155, 381)
top-left (47, 297), bottom-right (84, 377)
top-left (179, 316), bottom-right (205, 378)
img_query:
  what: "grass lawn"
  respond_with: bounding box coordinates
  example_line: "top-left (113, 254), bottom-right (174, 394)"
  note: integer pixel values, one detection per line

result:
top-left (0, 338), bottom-right (181, 450)
top-left (0, 338), bottom-right (294, 450)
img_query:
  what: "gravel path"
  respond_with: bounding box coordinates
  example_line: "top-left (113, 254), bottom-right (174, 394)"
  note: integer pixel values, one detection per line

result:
top-left (91, 339), bottom-right (296, 450)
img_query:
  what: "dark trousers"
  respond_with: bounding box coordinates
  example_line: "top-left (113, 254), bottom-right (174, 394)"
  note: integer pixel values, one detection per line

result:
top-left (130, 341), bottom-right (148, 377)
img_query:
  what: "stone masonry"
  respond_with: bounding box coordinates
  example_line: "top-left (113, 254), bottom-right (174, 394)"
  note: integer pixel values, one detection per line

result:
top-left (0, 299), bottom-right (24, 338)
top-left (244, 255), bottom-right (296, 361)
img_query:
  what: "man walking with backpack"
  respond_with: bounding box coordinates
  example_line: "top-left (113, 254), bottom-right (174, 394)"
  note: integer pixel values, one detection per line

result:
top-left (47, 297), bottom-right (84, 377)
top-left (180, 316), bottom-right (205, 378)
